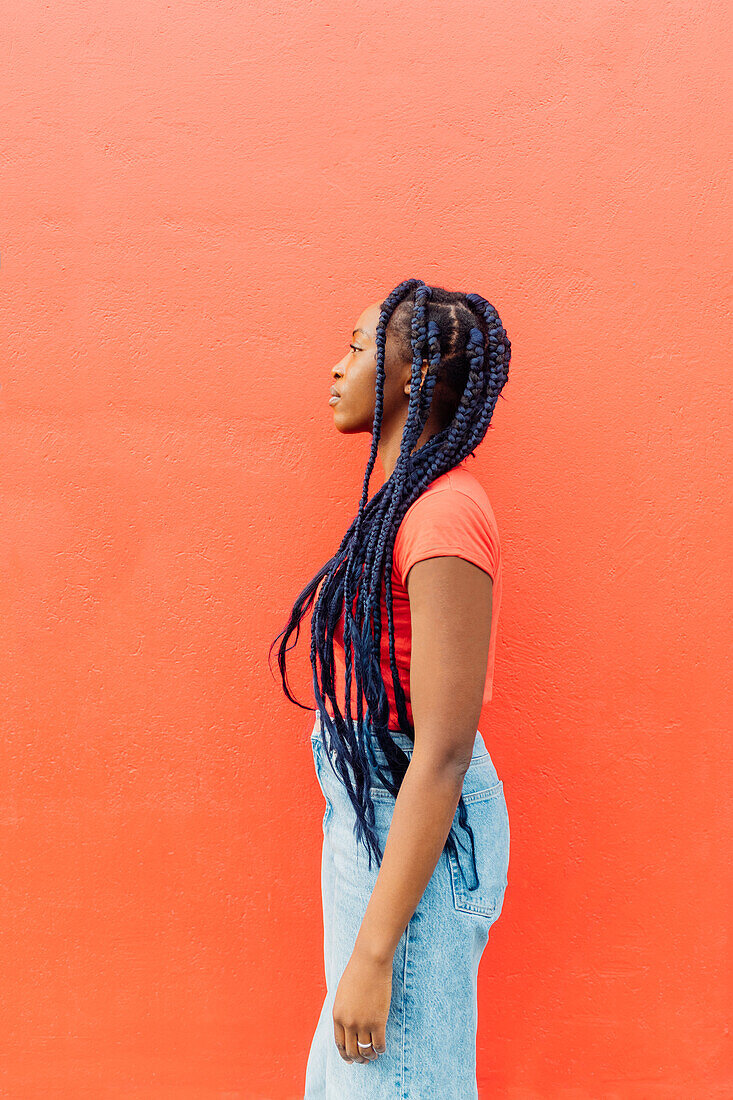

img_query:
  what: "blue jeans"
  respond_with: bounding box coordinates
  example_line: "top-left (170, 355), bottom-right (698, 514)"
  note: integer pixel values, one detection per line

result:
top-left (304, 713), bottom-right (510, 1099)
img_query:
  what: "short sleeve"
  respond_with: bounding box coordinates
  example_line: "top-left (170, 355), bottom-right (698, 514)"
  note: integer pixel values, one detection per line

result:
top-left (393, 486), bottom-right (500, 586)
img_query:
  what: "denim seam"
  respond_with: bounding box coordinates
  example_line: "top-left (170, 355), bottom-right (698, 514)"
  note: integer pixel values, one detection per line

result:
top-left (370, 787), bottom-right (397, 802)
top-left (400, 916), bottom-right (412, 1098)
top-left (312, 739), bottom-right (333, 831)
top-left (462, 780), bottom-right (503, 805)
top-left (326, 818), bottom-right (338, 1077)
top-left (370, 778), bottom-right (502, 805)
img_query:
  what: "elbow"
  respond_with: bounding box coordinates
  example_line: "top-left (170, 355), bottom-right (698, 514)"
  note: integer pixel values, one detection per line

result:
top-left (410, 747), bottom-right (473, 785)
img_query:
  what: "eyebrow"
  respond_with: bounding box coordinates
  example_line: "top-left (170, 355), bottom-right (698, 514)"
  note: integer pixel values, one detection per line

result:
top-left (352, 328), bottom-right (370, 341)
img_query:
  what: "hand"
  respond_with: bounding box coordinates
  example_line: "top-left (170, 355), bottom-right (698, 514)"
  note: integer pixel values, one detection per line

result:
top-left (332, 945), bottom-right (392, 1064)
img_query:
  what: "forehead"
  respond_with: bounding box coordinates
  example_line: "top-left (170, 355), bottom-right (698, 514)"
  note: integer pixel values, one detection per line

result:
top-left (352, 302), bottom-right (381, 341)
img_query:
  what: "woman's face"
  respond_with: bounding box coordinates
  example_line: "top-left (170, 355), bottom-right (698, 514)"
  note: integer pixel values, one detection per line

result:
top-left (329, 301), bottom-right (419, 436)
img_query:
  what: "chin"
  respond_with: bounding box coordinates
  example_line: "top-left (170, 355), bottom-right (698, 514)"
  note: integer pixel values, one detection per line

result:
top-left (333, 413), bottom-right (369, 436)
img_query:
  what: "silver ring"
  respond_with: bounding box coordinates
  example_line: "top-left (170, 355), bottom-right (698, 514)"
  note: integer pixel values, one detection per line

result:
top-left (357, 1040), bottom-right (373, 1049)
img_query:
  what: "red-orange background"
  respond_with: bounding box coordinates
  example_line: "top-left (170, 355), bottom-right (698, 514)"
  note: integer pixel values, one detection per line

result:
top-left (1, 2), bottom-right (730, 1097)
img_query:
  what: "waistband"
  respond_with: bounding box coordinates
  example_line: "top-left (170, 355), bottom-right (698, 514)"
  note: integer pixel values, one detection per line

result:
top-left (311, 712), bottom-right (489, 764)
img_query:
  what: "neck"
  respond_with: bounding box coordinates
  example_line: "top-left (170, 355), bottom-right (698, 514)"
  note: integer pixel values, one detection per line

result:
top-left (377, 419), bottom-right (444, 481)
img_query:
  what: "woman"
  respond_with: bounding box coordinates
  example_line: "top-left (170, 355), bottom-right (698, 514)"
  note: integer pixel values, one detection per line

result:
top-left (272, 279), bottom-right (511, 1098)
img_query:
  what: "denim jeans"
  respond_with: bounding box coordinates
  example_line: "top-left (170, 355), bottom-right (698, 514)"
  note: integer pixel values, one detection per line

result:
top-left (303, 713), bottom-right (510, 1099)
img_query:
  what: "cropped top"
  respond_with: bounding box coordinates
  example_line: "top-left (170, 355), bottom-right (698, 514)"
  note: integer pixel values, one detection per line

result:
top-left (325, 458), bottom-right (502, 729)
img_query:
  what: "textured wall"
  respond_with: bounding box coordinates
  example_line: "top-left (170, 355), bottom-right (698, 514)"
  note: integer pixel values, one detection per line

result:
top-left (1, 0), bottom-right (730, 1096)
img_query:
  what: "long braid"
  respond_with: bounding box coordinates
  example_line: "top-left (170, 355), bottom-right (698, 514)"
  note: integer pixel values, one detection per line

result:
top-left (271, 280), bottom-right (511, 886)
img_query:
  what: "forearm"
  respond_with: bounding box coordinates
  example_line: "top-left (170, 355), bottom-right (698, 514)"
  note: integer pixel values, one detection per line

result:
top-left (353, 752), bottom-right (468, 965)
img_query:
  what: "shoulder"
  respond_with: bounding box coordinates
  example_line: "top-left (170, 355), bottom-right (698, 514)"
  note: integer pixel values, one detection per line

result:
top-left (399, 464), bottom-right (498, 532)
top-left (393, 465), bottom-right (501, 584)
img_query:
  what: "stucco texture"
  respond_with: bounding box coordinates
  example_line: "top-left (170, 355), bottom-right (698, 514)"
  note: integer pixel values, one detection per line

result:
top-left (0, 0), bottom-right (730, 1096)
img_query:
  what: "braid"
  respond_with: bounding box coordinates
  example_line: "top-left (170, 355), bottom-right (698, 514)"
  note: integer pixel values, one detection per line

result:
top-left (271, 280), bottom-right (511, 890)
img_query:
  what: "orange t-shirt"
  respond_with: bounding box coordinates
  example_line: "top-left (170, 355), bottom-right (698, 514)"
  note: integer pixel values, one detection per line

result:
top-left (325, 458), bottom-right (502, 729)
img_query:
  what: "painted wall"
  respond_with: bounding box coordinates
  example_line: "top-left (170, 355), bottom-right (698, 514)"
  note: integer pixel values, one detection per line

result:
top-left (1, 1), bottom-right (729, 1096)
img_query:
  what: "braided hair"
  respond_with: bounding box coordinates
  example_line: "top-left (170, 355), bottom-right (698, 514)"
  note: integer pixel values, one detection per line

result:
top-left (271, 279), bottom-right (510, 893)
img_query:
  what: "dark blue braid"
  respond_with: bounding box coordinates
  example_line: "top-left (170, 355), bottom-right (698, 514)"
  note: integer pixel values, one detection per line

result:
top-left (271, 281), bottom-right (511, 892)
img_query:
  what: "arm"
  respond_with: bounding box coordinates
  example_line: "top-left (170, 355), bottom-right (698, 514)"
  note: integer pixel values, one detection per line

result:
top-left (354, 554), bottom-right (493, 960)
top-left (332, 554), bottom-right (493, 1062)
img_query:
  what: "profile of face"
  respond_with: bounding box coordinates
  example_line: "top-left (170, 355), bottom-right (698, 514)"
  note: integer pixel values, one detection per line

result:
top-left (329, 301), bottom-right (429, 437)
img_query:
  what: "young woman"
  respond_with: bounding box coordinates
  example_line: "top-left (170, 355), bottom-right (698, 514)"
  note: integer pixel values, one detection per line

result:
top-left (272, 279), bottom-right (511, 1099)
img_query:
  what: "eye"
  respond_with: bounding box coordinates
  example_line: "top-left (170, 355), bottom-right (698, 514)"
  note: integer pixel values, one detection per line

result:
top-left (350, 344), bottom-right (362, 354)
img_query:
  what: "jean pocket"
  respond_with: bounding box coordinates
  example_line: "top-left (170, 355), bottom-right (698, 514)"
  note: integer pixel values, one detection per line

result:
top-left (311, 735), bottom-right (333, 829)
top-left (448, 779), bottom-right (509, 920)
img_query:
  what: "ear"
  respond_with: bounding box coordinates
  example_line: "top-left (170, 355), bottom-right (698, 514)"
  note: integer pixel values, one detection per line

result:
top-left (405, 359), bottom-right (429, 395)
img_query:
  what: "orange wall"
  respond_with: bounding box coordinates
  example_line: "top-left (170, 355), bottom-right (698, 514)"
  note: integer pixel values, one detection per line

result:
top-left (1, 1), bottom-right (730, 1096)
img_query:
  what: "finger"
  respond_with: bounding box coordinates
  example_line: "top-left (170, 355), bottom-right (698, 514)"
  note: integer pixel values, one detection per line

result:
top-left (356, 1030), bottom-right (379, 1062)
top-left (345, 1027), bottom-right (368, 1064)
top-left (371, 1025), bottom-right (387, 1056)
top-left (333, 1021), bottom-right (352, 1063)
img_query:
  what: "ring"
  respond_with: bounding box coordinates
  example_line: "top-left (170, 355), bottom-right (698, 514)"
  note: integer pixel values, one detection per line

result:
top-left (357, 1040), bottom-right (373, 1049)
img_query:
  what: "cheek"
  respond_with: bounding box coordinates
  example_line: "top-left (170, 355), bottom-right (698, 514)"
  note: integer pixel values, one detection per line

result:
top-left (351, 365), bottom-right (377, 408)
